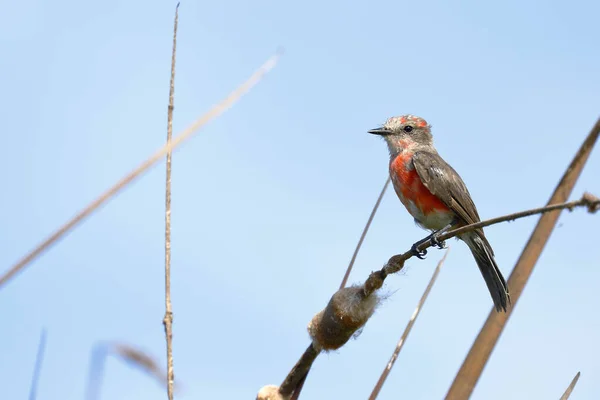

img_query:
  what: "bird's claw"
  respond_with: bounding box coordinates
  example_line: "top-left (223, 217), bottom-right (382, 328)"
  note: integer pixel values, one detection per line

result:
top-left (430, 234), bottom-right (446, 249)
top-left (411, 243), bottom-right (428, 259)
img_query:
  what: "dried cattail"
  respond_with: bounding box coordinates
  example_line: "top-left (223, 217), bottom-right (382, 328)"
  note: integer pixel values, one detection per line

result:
top-left (256, 385), bottom-right (289, 400)
top-left (383, 255), bottom-right (406, 275)
top-left (308, 285), bottom-right (381, 351)
top-left (364, 270), bottom-right (386, 296)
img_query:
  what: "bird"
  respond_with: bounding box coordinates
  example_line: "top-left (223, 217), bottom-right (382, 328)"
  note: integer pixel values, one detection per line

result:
top-left (369, 114), bottom-right (510, 312)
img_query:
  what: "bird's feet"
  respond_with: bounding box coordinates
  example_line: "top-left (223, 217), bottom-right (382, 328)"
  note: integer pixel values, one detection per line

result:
top-left (411, 243), bottom-right (428, 259)
top-left (430, 233), bottom-right (447, 250)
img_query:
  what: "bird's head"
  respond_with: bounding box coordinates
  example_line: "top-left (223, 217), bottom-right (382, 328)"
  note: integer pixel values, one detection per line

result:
top-left (369, 114), bottom-right (433, 155)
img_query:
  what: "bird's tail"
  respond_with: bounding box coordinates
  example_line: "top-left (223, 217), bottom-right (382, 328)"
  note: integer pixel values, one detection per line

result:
top-left (463, 232), bottom-right (510, 312)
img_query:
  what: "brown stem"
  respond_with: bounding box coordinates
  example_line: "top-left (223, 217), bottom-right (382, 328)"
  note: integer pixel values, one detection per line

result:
top-left (0, 50), bottom-right (282, 291)
top-left (446, 117), bottom-right (600, 399)
top-left (288, 372), bottom-right (307, 400)
top-left (559, 371), bottom-right (581, 400)
top-left (441, 197), bottom-right (595, 240)
top-left (163, 4), bottom-right (179, 400)
top-left (279, 344), bottom-right (320, 397)
top-left (382, 192), bottom-right (599, 276)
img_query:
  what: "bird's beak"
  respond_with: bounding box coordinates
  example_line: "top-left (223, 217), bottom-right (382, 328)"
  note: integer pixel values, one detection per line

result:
top-left (368, 127), bottom-right (392, 136)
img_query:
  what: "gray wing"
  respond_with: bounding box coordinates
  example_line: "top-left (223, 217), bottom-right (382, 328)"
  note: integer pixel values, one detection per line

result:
top-left (412, 151), bottom-right (482, 228)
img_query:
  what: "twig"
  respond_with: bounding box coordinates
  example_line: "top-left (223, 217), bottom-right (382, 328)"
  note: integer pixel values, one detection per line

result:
top-left (291, 177), bottom-right (391, 400)
top-left (445, 117), bottom-right (600, 400)
top-left (368, 249), bottom-right (449, 400)
top-left (340, 177), bottom-right (391, 289)
top-left (382, 192), bottom-right (600, 276)
top-left (0, 49), bottom-right (283, 290)
top-left (441, 198), bottom-right (597, 239)
top-left (276, 192), bottom-right (599, 397)
top-left (559, 371), bottom-right (581, 400)
top-left (163, 4), bottom-right (179, 400)
top-left (28, 328), bottom-right (48, 400)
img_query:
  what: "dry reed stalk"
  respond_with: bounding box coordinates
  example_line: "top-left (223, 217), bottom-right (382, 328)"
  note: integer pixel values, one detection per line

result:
top-left (0, 50), bottom-right (282, 290)
top-left (559, 371), bottom-right (581, 400)
top-left (163, 3), bottom-right (180, 400)
top-left (445, 117), bottom-right (600, 400)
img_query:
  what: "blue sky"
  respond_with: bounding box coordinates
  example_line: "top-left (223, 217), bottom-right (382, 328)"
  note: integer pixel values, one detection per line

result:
top-left (1, 0), bottom-right (599, 399)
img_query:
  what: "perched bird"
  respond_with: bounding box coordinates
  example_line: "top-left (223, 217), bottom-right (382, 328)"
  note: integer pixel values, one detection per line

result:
top-left (369, 114), bottom-right (510, 312)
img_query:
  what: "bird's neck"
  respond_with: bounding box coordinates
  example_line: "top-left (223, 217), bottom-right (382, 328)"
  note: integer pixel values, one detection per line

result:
top-left (386, 138), bottom-right (417, 161)
top-left (386, 137), bottom-right (435, 162)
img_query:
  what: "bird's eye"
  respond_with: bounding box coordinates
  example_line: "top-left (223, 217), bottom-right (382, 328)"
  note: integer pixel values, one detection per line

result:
top-left (403, 126), bottom-right (414, 133)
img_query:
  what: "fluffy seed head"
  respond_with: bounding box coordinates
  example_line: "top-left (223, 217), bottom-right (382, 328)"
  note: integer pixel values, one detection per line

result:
top-left (256, 385), bottom-right (288, 400)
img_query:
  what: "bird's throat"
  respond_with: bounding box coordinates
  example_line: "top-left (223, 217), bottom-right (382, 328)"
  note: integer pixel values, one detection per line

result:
top-left (386, 137), bottom-right (415, 161)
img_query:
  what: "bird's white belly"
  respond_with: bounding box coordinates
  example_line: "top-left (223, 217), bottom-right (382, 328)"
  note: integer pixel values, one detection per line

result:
top-left (411, 202), bottom-right (455, 231)
top-left (397, 193), bottom-right (454, 232)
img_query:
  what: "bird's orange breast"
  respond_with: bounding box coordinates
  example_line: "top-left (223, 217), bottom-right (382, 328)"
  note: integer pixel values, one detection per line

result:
top-left (390, 152), bottom-right (450, 215)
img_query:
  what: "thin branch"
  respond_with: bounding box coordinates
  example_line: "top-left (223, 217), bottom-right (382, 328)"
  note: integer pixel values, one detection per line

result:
top-left (382, 192), bottom-right (600, 276)
top-left (445, 117), bottom-right (600, 400)
top-left (163, 3), bottom-right (179, 400)
top-left (559, 371), bottom-right (581, 400)
top-left (340, 177), bottom-right (391, 289)
top-left (0, 49), bottom-right (282, 290)
top-left (368, 249), bottom-right (449, 400)
top-left (28, 328), bottom-right (48, 400)
top-left (441, 197), bottom-right (597, 240)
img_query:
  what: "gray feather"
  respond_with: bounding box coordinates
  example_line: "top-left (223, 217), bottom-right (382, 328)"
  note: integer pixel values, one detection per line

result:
top-left (412, 150), bottom-right (510, 311)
